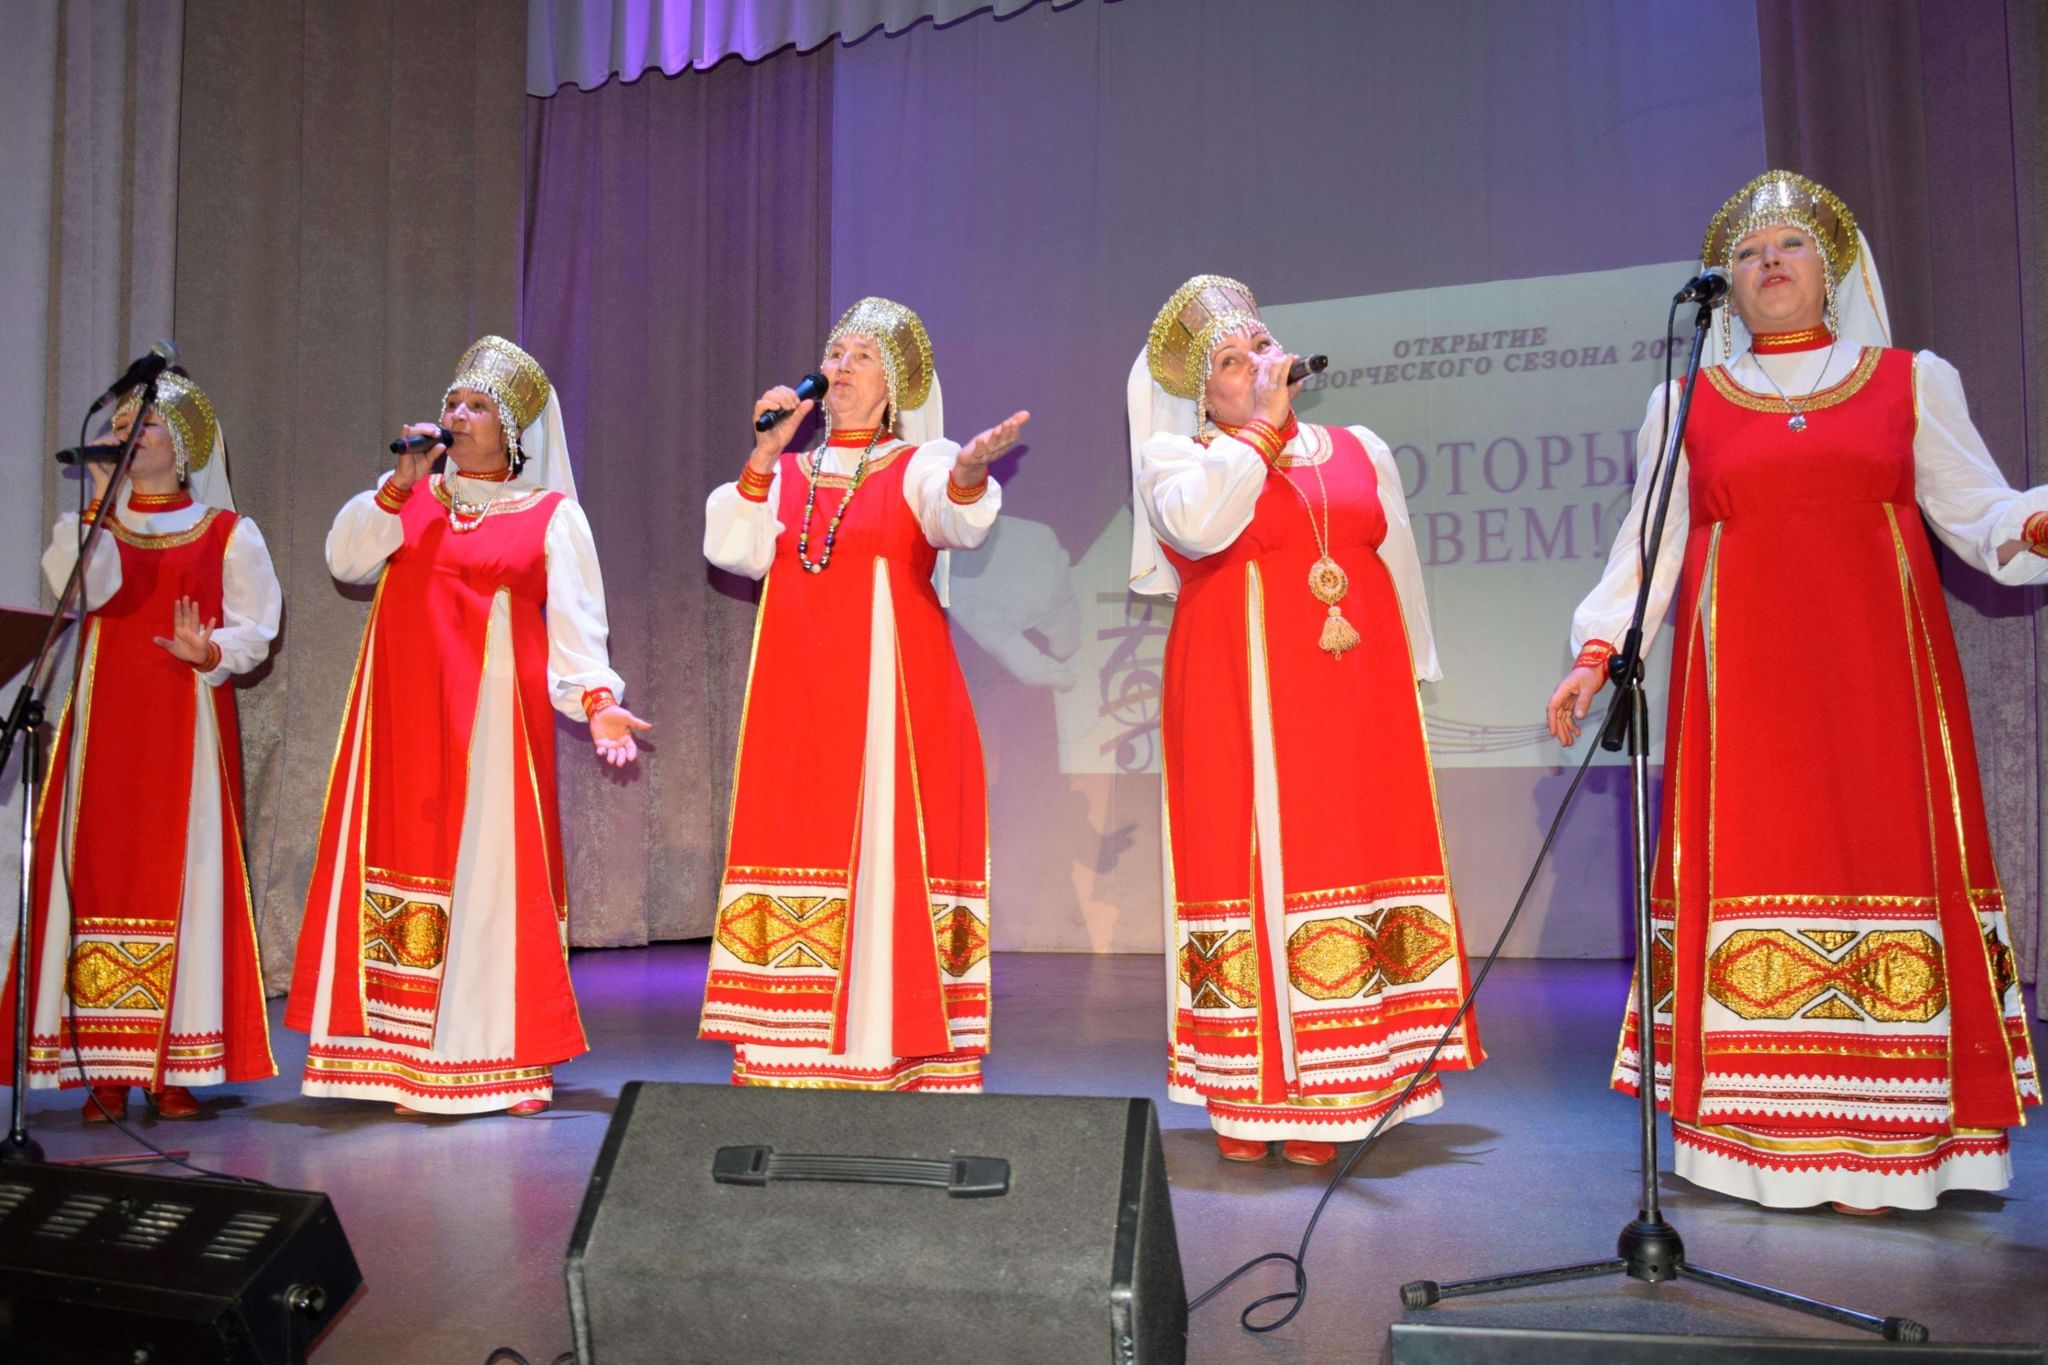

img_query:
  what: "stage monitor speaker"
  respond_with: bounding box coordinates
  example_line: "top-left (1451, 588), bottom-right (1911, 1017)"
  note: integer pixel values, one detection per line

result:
top-left (565, 1083), bottom-right (1186, 1365)
top-left (0, 1160), bottom-right (361, 1364)
top-left (1389, 1322), bottom-right (2046, 1363)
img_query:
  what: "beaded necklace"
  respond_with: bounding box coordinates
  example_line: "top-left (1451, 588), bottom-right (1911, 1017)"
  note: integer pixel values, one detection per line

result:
top-left (797, 426), bottom-right (885, 573)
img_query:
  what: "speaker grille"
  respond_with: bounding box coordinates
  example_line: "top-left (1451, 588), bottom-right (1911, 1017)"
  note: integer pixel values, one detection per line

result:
top-left (110, 1201), bottom-right (194, 1251)
top-left (36, 1191), bottom-right (113, 1239)
top-left (0, 1180), bottom-right (32, 1223)
top-left (203, 1209), bottom-right (281, 1262)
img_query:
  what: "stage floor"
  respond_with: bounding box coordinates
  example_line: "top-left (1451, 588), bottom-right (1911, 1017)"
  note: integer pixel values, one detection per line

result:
top-left (16, 946), bottom-right (2046, 1363)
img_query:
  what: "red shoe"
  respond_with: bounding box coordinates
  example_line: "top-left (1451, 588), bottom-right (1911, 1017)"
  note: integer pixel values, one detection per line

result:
top-left (1281, 1140), bottom-right (1338, 1167)
top-left (506, 1099), bottom-right (550, 1118)
top-left (82, 1085), bottom-right (130, 1123)
top-left (1215, 1134), bottom-right (1269, 1162)
top-left (146, 1086), bottom-right (201, 1119)
top-left (1829, 1202), bottom-right (1892, 1217)
top-left (393, 1102), bottom-right (425, 1116)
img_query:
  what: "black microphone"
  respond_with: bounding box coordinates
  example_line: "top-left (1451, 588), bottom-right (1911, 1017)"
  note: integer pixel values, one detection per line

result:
top-left (1287, 354), bottom-right (1329, 384)
top-left (754, 373), bottom-right (829, 432)
top-left (88, 340), bottom-right (179, 412)
top-left (53, 442), bottom-right (126, 466)
top-left (1673, 267), bottom-right (1731, 306)
top-left (389, 425), bottom-right (456, 455)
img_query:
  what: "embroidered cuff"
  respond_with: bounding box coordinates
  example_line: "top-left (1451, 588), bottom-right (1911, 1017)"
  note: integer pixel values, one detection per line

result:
top-left (82, 498), bottom-right (105, 524)
top-left (195, 641), bottom-right (223, 674)
top-left (1574, 639), bottom-right (1615, 671)
top-left (1236, 419), bottom-right (1288, 464)
top-left (2023, 512), bottom-right (2048, 558)
top-left (375, 479), bottom-right (414, 514)
top-left (945, 474), bottom-right (988, 506)
top-left (737, 464), bottom-right (775, 503)
top-left (581, 687), bottom-right (618, 719)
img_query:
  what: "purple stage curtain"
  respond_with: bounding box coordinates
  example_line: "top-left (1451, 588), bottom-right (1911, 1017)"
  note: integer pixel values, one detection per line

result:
top-left (524, 44), bottom-right (833, 945)
top-left (527, 0), bottom-right (1082, 93)
top-left (1758, 0), bottom-right (2048, 997)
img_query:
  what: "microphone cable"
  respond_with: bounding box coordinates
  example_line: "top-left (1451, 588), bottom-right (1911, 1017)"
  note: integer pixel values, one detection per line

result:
top-left (1187, 677), bottom-right (1616, 1332)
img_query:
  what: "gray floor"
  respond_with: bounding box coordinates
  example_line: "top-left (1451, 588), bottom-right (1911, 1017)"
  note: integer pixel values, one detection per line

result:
top-left (15, 948), bottom-right (2046, 1362)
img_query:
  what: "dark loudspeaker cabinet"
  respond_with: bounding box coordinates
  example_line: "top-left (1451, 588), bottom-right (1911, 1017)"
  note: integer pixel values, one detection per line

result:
top-left (0, 1162), bottom-right (361, 1364)
top-left (566, 1083), bottom-right (1186, 1364)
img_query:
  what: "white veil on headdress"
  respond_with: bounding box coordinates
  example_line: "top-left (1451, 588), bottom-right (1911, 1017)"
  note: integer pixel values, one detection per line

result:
top-left (1126, 274), bottom-right (1263, 598)
top-left (1126, 352), bottom-right (1197, 598)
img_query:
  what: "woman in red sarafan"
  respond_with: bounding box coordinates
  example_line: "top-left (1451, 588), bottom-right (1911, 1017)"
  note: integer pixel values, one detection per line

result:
top-left (2, 371), bottom-right (278, 1123)
top-left (287, 335), bottom-right (648, 1118)
top-left (1130, 275), bottom-right (1484, 1168)
top-left (701, 297), bottom-right (1028, 1092)
top-left (1550, 171), bottom-right (2044, 1212)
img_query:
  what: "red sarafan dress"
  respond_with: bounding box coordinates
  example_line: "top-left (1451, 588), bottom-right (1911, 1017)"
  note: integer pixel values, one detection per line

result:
top-left (288, 469), bottom-right (624, 1113)
top-left (1580, 339), bottom-right (2043, 1207)
top-left (3, 496), bottom-right (276, 1092)
top-left (701, 429), bottom-right (998, 1090)
top-left (1141, 418), bottom-right (1484, 1140)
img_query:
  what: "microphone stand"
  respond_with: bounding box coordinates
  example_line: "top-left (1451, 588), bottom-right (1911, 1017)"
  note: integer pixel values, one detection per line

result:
top-left (0, 376), bottom-right (158, 1164)
top-left (1397, 296), bottom-right (1927, 1341)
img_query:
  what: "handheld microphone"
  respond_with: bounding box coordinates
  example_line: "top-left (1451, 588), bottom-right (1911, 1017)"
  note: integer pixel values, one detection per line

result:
top-left (390, 425), bottom-right (456, 455)
top-left (1673, 267), bottom-right (1731, 306)
top-left (1287, 354), bottom-right (1329, 385)
top-left (88, 340), bottom-right (179, 413)
top-left (53, 442), bottom-right (126, 466)
top-left (754, 373), bottom-right (829, 432)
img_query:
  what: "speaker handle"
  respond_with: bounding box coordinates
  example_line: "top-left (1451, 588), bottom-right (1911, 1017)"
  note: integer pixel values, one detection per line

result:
top-left (712, 1146), bottom-right (1011, 1199)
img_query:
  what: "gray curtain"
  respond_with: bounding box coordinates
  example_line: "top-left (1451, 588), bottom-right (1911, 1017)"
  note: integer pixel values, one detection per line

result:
top-left (522, 46), bottom-right (834, 945)
top-left (0, 0), bottom-right (182, 916)
top-left (173, 0), bottom-right (527, 990)
top-left (1759, 0), bottom-right (2048, 1006)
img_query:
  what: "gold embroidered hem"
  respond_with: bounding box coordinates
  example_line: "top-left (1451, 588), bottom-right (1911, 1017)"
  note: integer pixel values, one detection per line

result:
top-left (302, 1043), bottom-right (552, 1115)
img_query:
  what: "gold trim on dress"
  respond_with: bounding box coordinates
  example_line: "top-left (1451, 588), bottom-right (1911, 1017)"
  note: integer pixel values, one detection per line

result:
top-left (1889, 506), bottom-right (2033, 1109)
top-left (1380, 538), bottom-right (1486, 1067)
top-left (889, 568), bottom-right (961, 1042)
top-left (1273, 423), bottom-right (1334, 469)
top-left (302, 1053), bottom-right (553, 1088)
top-left (213, 701), bottom-right (278, 1075)
top-left (108, 507), bottom-right (224, 549)
top-left (1702, 348), bottom-right (1881, 415)
top-left (1687, 1123), bottom-right (1975, 1159)
top-left (798, 444), bottom-right (909, 488)
top-left (429, 476), bottom-right (552, 518)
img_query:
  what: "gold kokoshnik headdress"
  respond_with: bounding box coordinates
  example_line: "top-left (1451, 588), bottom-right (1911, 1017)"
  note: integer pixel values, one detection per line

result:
top-left (1145, 274), bottom-right (1263, 434)
top-left (446, 334), bottom-right (554, 469)
top-left (1702, 170), bottom-right (1864, 348)
top-left (824, 296), bottom-right (935, 433)
top-left (115, 370), bottom-right (218, 479)
top-left (113, 368), bottom-right (238, 510)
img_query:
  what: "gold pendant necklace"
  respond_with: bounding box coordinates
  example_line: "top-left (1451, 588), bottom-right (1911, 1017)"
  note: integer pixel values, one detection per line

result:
top-left (1280, 430), bottom-right (1359, 658)
top-left (1748, 341), bottom-right (1837, 433)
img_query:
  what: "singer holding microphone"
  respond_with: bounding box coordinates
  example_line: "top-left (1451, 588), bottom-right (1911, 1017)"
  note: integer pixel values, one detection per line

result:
top-left (2, 369), bottom-right (279, 1122)
top-left (1548, 171), bottom-right (2046, 1212)
top-left (1129, 275), bottom-right (1483, 1167)
top-left (699, 297), bottom-right (1027, 1091)
top-left (286, 335), bottom-right (647, 1117)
